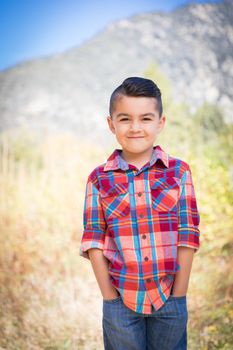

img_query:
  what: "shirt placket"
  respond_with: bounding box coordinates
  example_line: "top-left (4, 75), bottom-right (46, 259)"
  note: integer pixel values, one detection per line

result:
top-left (133, 167), bottom-right (155, 288)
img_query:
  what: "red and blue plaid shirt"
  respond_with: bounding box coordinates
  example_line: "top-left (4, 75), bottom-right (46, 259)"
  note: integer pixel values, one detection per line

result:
top-left (79, 144), bottom-right (200, 314)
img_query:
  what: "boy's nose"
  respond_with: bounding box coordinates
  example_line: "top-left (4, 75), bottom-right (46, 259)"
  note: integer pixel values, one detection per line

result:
top-left (129, 121), bottom-right (142, 131)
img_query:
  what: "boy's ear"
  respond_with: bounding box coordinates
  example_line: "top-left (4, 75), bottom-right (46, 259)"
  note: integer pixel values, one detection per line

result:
top-left (106, 116), bottom-right (116, 134)
top-left (158, 115), bottom-right (166, 133)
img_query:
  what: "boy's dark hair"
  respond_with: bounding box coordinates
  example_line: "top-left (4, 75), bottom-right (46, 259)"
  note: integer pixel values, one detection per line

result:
top-left (109, 76), bottom-right (163, 118)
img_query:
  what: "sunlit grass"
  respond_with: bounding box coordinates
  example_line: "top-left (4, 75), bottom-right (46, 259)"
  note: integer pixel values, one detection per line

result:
top-left (0, 129), bottom-right (109, 349)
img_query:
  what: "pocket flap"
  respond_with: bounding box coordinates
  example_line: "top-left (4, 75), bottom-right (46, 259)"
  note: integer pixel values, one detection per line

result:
top-left (100, 182), bottom-right (129, 197)
top-left (151, 177), bottom-right (180, 190)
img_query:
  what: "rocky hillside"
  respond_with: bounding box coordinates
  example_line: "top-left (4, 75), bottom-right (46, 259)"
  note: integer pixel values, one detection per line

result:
top-left (0, 0), bottom-right (232, 145)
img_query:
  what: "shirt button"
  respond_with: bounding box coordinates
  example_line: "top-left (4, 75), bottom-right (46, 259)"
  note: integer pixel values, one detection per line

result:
top-left (142, 234), bottom-right (147, 239)
top-left (146, 278), bottom-right (151, 283)
top-left (140, 213), bottom-right (144, 218)
top-left (144, 256), bottom-right (149, 261)
top-left (138, 192), bottom-right (142, 197)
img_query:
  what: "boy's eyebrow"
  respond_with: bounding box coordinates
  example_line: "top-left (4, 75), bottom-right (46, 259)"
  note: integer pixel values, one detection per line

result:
top-left (116, 113), bottom-right (156, 118)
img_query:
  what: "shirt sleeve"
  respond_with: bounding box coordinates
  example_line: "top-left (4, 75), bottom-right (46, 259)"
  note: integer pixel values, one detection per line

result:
top-left (79, 174), bottom-right (107, 260)
top-left (177, 166), bottom-right (201, 253)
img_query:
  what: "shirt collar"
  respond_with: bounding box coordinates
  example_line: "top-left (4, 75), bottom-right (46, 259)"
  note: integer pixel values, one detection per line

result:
top-left (103, 145), bottom-right (169, 171)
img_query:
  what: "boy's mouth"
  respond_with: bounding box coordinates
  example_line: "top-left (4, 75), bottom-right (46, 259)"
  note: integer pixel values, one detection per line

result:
top-left (128, 136), bottom-right (144, 139)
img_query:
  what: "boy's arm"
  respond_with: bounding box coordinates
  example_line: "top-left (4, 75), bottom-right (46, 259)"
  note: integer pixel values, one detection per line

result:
top-left (172, 247), bottom-right (194, 296)
top-left (88, 248), bottom-right (120, 299)
top-left (79, 174), bottom-right (119, 299)
top-left (79, 174), bottom-right (107, 260)
top-left (173, 165), bottom-right (201, 296)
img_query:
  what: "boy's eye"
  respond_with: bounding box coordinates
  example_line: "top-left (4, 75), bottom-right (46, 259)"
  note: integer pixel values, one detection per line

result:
top-left (119, 117), bottom-right (152, 122)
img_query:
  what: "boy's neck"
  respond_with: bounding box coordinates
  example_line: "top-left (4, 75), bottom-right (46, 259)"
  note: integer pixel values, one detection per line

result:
top-left (121, 146), bottom-right (154, 169)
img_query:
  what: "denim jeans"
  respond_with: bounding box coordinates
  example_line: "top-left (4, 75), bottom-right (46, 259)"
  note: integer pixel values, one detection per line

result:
top-left (102, 293), bottom-right (188, 350)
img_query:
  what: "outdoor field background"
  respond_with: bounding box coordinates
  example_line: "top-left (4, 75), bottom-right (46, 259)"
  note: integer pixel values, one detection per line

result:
top-left (0, 0), bottom-right (232, 349)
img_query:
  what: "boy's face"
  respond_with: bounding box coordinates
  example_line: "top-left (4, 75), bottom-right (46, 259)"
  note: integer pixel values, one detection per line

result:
top-left (107, 95), bottom-right (166, 154)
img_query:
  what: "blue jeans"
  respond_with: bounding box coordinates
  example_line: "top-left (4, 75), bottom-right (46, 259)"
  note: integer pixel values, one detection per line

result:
top-left (102, 294), bottom-right (188, 350)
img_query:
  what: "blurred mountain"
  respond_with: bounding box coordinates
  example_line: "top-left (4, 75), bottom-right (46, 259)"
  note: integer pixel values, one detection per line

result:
top-left (0, 0), bottom-right (232, 145)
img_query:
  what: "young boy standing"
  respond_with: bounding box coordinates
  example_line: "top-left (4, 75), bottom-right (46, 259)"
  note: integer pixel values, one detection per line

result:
top-left (79, 77), bottom-right (201, 350)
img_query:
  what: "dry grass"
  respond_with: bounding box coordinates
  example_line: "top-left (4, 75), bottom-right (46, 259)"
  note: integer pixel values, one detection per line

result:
top-left (0, 129), bottom-right (112, 349)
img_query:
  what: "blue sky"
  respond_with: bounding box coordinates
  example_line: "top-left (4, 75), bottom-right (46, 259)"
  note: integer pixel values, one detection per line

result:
top-left (0, 0), bottom-right (222, 71)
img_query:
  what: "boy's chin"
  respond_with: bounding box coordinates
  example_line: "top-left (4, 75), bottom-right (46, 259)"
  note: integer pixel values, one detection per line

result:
top-left (120, 145), bottom-right (154, 153)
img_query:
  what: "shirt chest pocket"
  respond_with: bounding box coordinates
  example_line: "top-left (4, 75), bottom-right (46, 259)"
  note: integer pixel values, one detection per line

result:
top-left (100, 183), bottom-right (130, 219)
top-left (150, 177), bottom-right (180, 212)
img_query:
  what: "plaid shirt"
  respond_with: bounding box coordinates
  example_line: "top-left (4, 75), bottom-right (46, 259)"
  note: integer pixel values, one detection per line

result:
top-left (79, 144), bottom-right (200, 314)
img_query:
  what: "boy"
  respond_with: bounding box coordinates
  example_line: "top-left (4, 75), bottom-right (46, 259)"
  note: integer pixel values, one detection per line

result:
top-left (79, 77), bottom-right (200, 350)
